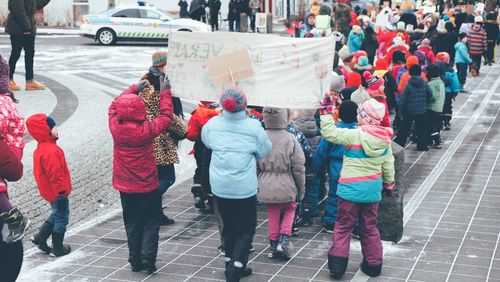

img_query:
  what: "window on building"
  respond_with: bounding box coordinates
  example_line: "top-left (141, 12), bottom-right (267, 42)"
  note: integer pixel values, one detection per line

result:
top-left (139, 10), bottom-right (161, 20)
top-left (112, 9), bottom-right (139, 18)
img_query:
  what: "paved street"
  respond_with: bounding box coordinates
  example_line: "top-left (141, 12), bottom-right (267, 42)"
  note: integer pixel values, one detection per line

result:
top-left (2, 36), bottom-right (500, 281)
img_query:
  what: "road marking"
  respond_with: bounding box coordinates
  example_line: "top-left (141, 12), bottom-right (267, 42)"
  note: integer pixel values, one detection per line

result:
top-left (405, 105), bottom-right (500, 282)
top-left (446, 151), bottom-right (500, 281)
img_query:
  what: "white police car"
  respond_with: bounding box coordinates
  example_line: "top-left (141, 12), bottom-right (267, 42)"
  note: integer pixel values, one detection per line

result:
top-left (80, 6), bottom-right (211, 45)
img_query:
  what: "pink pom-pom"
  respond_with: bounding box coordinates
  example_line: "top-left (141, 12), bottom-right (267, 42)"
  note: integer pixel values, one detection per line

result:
top-left (223, 98), bottom-right (237, 112)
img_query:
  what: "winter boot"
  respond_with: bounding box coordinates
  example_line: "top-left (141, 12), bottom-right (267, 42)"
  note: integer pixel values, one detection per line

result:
top-left (1, 207), bottom-right (30, 244)
top-left (130, 261), bottom-right (143, 272)
top-left (191, 185), bottom-right (205, 209)
top-left (205, 194), bottom-right (214, 212)
top-left (51, 232), bottom-right (71, 257)
top-left (267, 240), bottom-right (279, 259)
top-left (31, 221), bottom-right (53, 254)
top-left (301, 208), bottom-right (313, 227)
top-left (360, 260), bottom-right (382, 277)
top-left (322, 223), bottom-right (334, 234)
top-left (142, 259), bottom-right (157, 274)
top-left (25, 81), bottom-right (46, 91)
top-left (160, 211), bottom-right (175, 226)
top-left (277, 235), bottom-right (292, 260)
top-left (9, 80), bottom-right (20, 91)
top-left (328, 255), bottom-right (349, 279)
top-left (225, 262), bottom-right (241, 282)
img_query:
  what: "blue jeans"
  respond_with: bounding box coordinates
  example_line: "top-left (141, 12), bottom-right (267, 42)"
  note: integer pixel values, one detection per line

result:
top-left (157, 165), bottom-right (175, 196)
top-left (47, 196), bottom-right (70, 234)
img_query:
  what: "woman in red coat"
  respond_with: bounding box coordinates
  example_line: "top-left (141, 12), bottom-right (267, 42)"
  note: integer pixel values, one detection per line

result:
top-left (108, 79), bottom-right (173, 274)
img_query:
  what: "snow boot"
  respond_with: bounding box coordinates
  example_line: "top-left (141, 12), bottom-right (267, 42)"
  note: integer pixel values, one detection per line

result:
top-left (267, 240), bottom-right (279, 259)
top-left (191, 185), bottom-right (205, 209)
top-left (1, 207), bottom-right (30, 244)
top-left (160, 212), bottom-right (175, 226)
top-left (360, 260), bottom-right (382, 277)
top-left (51, 232), bottom-right (71, 257)
top-left (142, 259), bottom-right (157, 274)
top-left (205, 194), bottom-right (214, 212)
top-left (301, 208), bottom-right (313, 227)
top-left (31, 221), bottom-right (53, 254)
top-left (328, 255), bottom-right (348, 279)
top-left (277, 234), bottom-right (292, 260)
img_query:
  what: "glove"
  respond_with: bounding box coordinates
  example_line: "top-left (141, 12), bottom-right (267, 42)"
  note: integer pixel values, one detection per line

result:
top-left (160, 75), bottom-right (171, 92)
top-left (319, 92), bottom-right (335, 115)
top-left (134, 80), bottom-right (150, 94)
top-left (382, 188), bottom-right (393, 198)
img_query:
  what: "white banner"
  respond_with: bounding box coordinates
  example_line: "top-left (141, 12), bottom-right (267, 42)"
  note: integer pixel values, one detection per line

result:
top-left (167, 32), bottom-right (335, 109)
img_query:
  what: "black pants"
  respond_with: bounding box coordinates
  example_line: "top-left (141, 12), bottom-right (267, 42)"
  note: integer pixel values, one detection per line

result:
top-left (427, 110), bottom-right (442, 145)
top-left (210, 10), bottom-right (219, 30)
top-left (486, 41), bottom-right (495, 64)
top-left (0, 233), bottom-right (23, 282)
top-left (471, 54), bottom-right (482, 73)
top-left (216, 196), bottom-right (256, 267)
top-left (120, 190), bottom-right (162, 265)
top-left (9, 34), bottom-right (36, 81)
top-left (442, 93), bottom-right (455, 126)
top-left (250, 14), bottom-right (256, 32)
top-left (394, 114), bottom-right (428, 150)
top-left (456, 63), bottom-right (468, 86)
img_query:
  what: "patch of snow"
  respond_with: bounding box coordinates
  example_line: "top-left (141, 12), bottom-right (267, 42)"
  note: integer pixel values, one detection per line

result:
top-left (0, 27), bottom-right (80, 35)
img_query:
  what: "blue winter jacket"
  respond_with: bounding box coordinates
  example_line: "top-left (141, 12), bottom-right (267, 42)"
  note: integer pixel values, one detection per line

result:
top-left (311, 121), bottom-right (357, 188)
top-left (454, 42), bottom-right (473, 64)
top-left (202, 110), bottom-right (272, 199)
top-left (348, 31), bottom-right (363, 53)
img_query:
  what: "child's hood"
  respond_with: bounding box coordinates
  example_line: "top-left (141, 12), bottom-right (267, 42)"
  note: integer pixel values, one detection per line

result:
top-left (263, 107), bottom-right (288, 129)
top-left (359, 125), bottom-right (393, 157)
top-left (26, 114), bottom-right (56, 143)
top-left (113, 93), bottom-right (147, 122)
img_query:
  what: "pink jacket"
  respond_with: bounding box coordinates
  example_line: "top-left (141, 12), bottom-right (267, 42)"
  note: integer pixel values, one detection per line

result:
top-left (108, 85), bottom-right (173, 194)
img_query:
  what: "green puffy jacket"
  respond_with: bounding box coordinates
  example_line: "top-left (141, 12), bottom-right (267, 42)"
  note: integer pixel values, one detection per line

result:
top-left (5, 0), bottom-right (51, 35)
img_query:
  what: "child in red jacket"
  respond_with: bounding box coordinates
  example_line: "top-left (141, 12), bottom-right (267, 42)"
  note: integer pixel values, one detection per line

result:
top-left (26, 114), bottom-right (72, 257)
top-left (362, 71), bottom-right (391, 127)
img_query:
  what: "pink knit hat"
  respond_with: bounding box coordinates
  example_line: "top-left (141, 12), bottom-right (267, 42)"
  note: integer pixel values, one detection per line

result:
top-left (363, 71), bottom-right (384, 91)
top-left (357, 98), bottom-right (386, 125)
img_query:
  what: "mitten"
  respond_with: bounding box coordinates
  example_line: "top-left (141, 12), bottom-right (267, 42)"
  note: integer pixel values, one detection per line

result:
top-left (319, 92), bottom-right (335, 115)
top-left (382, 188), bottom-right (393, 198)
top-left (160, 75), bottom-right (171, 92)
top-left (134, 80), bottom-right (150, 94)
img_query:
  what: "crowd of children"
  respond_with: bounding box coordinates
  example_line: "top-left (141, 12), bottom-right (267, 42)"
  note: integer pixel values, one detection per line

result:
top-left (0, 1), bottom-right (499, 282)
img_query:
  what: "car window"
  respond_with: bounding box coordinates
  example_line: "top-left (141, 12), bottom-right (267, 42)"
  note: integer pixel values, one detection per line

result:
top-left (112, 9), bottom-right (139, 18)
top-left (139, 10), bottom-right (162, 20)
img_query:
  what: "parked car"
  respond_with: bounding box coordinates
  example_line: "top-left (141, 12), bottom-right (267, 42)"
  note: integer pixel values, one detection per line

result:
top-left (80, 6), bottom-right (211, 45)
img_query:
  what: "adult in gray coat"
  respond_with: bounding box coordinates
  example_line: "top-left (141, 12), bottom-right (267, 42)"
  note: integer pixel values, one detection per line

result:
top-left (5, 0), bottom-right (50, 92)
top-left (258, 107), bottom-right (305, 260)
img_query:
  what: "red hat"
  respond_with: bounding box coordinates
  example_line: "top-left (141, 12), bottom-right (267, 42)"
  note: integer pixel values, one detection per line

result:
top-left (436, 52), bottom-right (450, 64)
top-left (353, 50), bottom-right (368, 65)
top-left (375, 60), bottom-right (388, 71)
top-left (363, 71), bottom-right (384, 91)
top-left (346, 72), bottom-right (362, 88)
top-left (406, 56), bottom-right (419, 69)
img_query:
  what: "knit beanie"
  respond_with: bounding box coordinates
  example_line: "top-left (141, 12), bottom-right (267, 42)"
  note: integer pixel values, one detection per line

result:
top-left (220, 86), bottom-right (247, 113)
top-left (338, 45), bottom-right (351, 61)
top-left (420, 38), bottom-right (431, 46)
top-left (426, 64), bottom-right (440, 80)
top-left (338, 100), bottom-right (358, 123)
top-left (393, 50), bottom-right (407, 64)
top-left (406, 55), bottom-right (419, 69)
top-left (0, 55), bottom-right (9, 94)
top-left (409, 64), bottom-right (422, 76)
top-left (357, 56), bottom-right (369, 67)
top-left (152, 50), bottom-right (168, 67)
top-left (46, 116), bottom-right (56, 130)
top-left (414, 50), bottom-right (427, 65)
top-left (357, 98), bottom-right (386, 125)
top-left (363, 71), bottom-right (384, 91)
top-left (436, 52), bottom-right (450, 63)
top-left (353, 50), bottom-right (368, 65)
top-left (346, 72), bottom-right (362, 88)
top-left (330, 72), bottom-right (346, 92)
top-left (351, 86), bottom-right (371, 105)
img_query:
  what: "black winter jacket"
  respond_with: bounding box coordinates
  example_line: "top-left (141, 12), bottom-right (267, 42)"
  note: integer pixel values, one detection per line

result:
top-left (484, 21), bottom-right (500, 42)
top-left (5, 0), bottom-right (50, 34)
top-left (400, 76), bottom-right (432, 116)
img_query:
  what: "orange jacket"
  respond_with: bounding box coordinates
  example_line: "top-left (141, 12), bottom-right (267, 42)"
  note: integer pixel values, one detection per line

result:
top-left (397, 72), bottom-right (428, 94)
top-left (186, 103), bottom-right (219, 142)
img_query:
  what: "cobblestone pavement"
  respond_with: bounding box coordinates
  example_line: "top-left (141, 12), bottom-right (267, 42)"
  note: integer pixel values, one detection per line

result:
top-left (3, 42), bottom-right (500, 281)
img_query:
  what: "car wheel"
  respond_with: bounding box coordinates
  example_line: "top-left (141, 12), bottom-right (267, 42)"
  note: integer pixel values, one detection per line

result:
top-left (97, 28), bottom-right (116, 46)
